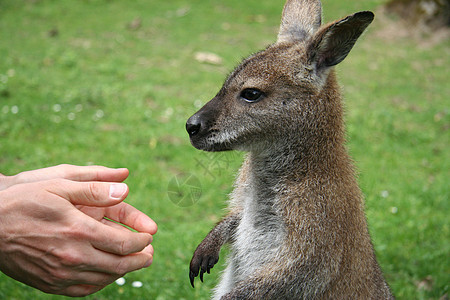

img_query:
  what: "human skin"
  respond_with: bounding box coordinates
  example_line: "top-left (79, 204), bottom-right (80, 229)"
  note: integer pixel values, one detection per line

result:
top-left (0, 164), bottom-right (157, 296)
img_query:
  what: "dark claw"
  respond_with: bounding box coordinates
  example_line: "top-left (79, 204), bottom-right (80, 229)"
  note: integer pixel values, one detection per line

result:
top-left (208, 258), bottom-right (217, 273)
top-left (189, 271), bottom-right (196, 288)
top-left (200, 270), bottom-right (204, 282)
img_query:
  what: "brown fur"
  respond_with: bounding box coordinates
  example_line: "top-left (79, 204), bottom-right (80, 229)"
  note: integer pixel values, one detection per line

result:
top-left (186, 1), bottom-right (393, 299)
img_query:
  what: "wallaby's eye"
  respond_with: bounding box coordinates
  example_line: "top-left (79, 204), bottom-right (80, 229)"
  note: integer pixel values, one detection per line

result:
top-left (240, 88), bottom-right (264, 103)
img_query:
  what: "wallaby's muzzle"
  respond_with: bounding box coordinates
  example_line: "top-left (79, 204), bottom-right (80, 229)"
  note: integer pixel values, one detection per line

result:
top-left (186, 98), bottom-right (227, 152)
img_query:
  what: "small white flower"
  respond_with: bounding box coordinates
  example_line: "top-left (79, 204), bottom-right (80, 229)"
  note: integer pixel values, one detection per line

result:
top-left (11, 105), bottom-right (19, 114)
top-left (380, 190), bottom-right (389, 198)
top-left (75, 104), bottom-right (83, 112)
top-left (53, 104), bottom-right (61, 112)
top-left (131, 281), bottom-right (143, 288)
top-left (390, 207), bottom-right (398, 214)
top-left (7, 69), bottom-right (15, 77)
top-left (0, 74), bottom-right (7, 84)
top-left (115, 277), bottom-right (126, 286)
top-left (92, 109), bottom-right (105, 121)
top-left (67, 112), bottom-right (76, 120)
top-left (96, 109), bottom-right (104, 118)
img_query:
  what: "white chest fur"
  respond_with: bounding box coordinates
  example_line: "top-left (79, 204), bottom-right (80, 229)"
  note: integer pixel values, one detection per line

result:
top-left (233, 190), bottom-right (285, 279)
top-left (213, 173), bottom-right (286, 299)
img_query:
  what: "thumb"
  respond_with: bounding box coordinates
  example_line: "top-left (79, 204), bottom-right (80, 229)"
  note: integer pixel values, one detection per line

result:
top-left (44, 179), bottom-right (129, 206)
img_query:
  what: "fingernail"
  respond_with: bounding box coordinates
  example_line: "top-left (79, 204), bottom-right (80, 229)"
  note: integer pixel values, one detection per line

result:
top-left (109, 183), bottom-right (127, 199)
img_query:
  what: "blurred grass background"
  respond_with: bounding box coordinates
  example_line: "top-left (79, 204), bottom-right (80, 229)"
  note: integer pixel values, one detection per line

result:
top-left (0, 0), bottom-right (448, 299)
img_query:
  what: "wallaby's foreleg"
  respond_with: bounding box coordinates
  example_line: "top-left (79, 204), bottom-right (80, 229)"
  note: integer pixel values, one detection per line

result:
top-left (189, 211), bottom-right (241, 288)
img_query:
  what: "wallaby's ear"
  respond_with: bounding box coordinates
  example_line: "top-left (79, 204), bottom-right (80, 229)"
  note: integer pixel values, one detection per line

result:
top-left (277, 0), bottom-right (322, 43)
top-left (308, 11), bottom-right (374, 70)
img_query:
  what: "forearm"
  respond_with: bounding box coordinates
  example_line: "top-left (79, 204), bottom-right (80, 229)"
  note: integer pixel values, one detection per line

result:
top-left (189, 209), bottom-right (242, 287)
top-left (207, 209), bottom-right (241, 246)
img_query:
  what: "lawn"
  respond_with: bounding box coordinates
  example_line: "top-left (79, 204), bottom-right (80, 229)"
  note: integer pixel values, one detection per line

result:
top-left (0, 0), bottom-right (448, 299)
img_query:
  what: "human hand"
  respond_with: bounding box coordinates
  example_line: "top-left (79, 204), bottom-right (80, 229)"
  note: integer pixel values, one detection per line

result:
top-left (0, 165), bottom-right (157, 296)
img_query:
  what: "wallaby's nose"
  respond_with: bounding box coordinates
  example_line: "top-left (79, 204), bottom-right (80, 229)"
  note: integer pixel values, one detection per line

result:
top-left (186, 115), bottom-right (201, 136)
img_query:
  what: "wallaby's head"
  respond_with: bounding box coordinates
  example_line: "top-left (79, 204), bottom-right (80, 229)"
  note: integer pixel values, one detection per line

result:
top-left (186, 0), bottom-right (373, 154)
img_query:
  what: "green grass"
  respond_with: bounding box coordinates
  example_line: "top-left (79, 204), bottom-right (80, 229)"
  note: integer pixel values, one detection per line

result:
top-left (0, 0), bottom-right (448, 299)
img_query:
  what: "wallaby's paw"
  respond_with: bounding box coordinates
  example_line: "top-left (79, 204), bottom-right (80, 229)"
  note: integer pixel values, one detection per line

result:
top-left (189, 243), bottom-right (220, 288)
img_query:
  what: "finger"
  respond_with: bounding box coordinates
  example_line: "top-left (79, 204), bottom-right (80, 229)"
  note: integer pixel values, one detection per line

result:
top-left (105, 202), bottom-right (158, 235)
top-left (143, 244), bottom-right (154, 257)
top-left (101, 218), bottom-right (134, 232)
top-left (45, 179), bottom-right (129, 207)
top-left (60, 209), bottom-right (153, 264)
top-left (15, 165), bottom-right (129, 185)
top-left (61, 284), bottom-right (104, 297)
top-left (87, 248), bottom-right (153, 275)
top-left (54, 271), bottom-right (117, 292)
top-left (55, 165), bottom-right (129, 182)
top-left (99, 221), bottom-right (156, 251)
top-left (113, 251), bottom-right (154, 273)
top-left (68, 270), bottom-right (123, 287)
top-left (88, 220), bottom-right (153, 255)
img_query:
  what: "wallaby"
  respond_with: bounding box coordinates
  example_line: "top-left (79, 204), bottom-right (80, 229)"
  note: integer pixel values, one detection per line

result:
top-left (185, 0), bottom-right (394, 299)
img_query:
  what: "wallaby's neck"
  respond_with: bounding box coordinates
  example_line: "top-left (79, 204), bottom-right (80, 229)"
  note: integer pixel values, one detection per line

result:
top-left (247, 71), bottom-right (348, 182)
